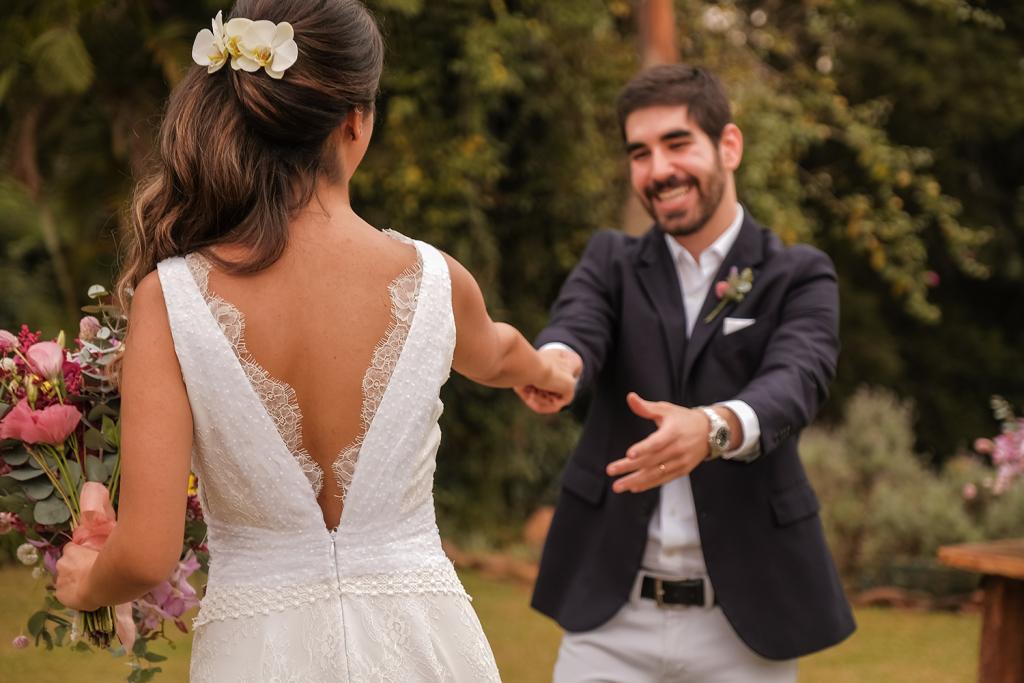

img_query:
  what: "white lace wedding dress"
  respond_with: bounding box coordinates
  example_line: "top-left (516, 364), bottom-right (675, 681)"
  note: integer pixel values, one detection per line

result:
top-left (156, 232), bottom-right (501, 682)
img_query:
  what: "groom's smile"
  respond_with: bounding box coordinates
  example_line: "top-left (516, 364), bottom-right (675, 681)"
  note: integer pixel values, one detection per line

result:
top-left (625, 104), bottom-right (737, 239)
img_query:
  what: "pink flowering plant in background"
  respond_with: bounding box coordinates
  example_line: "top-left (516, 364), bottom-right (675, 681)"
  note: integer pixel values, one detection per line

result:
top-left (0, 285), bottom-right (207, 681)
top-left (973, 396), bottom-right (1024, 495)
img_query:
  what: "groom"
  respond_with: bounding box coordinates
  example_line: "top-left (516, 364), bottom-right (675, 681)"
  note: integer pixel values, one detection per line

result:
top-left (516, 64), bottom-right (855, 682)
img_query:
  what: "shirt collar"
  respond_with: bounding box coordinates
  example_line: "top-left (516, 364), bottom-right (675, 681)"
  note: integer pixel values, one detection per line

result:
top-left (664, 203), bottom-right (745, 269)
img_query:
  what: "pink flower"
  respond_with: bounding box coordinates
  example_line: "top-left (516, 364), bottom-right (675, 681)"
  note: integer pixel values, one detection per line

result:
top-left (962, 483), bottom-right (978, 500)
top-left (26, 342), bottom-right (64, 382)
top-left (925, 271), bottom-right (940, 287)
top-left (0, 400), bottom-right (81, 445)
top-left (12, 635), bottom-right (29, 649)
top-left (0, 512), bottom-right (17, 535)
top-left (974, 438), bottom-right (995, 454)
top-left (0, 330), bottom-right (17, 351)
top-left (715, 281), bottom-right (730, 299)
top-left (79, 316), bottom-right (101, 343)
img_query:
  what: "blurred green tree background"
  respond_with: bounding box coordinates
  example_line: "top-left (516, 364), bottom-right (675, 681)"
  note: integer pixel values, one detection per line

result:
top-left (1, 0), bottom-right (1022, 538)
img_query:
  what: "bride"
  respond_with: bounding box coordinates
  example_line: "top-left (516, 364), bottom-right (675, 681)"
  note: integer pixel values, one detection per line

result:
top-left (53, 0), bottom-right (575, 680)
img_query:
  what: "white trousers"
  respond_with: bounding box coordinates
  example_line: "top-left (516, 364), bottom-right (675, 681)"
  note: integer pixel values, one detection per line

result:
top-left (552, 576), bottom-right (798, 683)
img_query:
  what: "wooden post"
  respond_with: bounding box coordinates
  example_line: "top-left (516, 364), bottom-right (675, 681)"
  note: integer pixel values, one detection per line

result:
top-left (977, 576), bottom-right (1024, 683)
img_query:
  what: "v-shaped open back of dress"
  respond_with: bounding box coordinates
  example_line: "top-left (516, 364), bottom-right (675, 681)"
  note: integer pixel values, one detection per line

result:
top-left (157, 232), bottom-right (500, 682)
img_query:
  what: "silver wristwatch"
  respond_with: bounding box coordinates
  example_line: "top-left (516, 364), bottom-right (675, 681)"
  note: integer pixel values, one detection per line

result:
top-left (696, 406), bottom-right (731, 460)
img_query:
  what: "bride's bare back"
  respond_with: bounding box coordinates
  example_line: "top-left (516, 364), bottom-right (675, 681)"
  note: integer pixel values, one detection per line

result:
top-left (204, 211), bottom-right (417, 528)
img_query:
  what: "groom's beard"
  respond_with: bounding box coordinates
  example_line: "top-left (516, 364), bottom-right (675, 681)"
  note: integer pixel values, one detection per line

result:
top-left (640, 159), bottom-right (727, 237)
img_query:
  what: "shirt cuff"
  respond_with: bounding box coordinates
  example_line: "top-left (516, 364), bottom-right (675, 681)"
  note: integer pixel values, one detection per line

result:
top-left (715, 400), bottom-right (761, 462)
top-left (538, 342), bottom-right (584, 394)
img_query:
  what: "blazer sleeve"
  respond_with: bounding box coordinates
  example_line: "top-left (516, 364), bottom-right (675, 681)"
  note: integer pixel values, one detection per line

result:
top-left (733, 246), bottom-right (840, 455)
top-left (535, 230), bottom-right (621, 393)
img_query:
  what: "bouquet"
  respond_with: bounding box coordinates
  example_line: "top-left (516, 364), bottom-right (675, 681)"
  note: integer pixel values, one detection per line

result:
top-left (0, 285), bottom-right (208, 681)
top-left (974, 396), bottom-right (1024, 495)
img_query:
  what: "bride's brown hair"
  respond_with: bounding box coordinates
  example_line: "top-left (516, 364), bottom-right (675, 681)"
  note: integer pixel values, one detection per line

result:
top-left (115, 0), bottom-right (383, 313)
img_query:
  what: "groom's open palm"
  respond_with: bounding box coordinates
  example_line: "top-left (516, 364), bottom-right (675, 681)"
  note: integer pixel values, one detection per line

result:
top-left (606, 393), bottom-right (711, 494)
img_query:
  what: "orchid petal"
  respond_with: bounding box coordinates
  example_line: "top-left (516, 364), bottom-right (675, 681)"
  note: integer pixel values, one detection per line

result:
top-left (270, 40), bottom-right (298, 72)
top-left (191, 29), bottom-right (216, 66)
top-left (208, 59), bottom-right (227, 74)
top-left (224, 18), bottom-right (253, 36)
top-left (213, 11), bottom-right (224, 39)
top-left (241, 20), bottom-right (277, 51)
top-left (265, 67), bottom-right (285, 80)
top-left (271, 22), bottom-right (294, 48)
top-left (235, 55), bottom-right (261, 72)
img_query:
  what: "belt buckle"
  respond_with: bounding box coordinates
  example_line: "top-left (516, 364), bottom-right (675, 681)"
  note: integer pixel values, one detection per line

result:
top-left (653, 578), bottom-right (688, 610)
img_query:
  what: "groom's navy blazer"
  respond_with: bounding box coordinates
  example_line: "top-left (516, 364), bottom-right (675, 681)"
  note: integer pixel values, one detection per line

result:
top-left (531, 211), bottom-right (856, 660)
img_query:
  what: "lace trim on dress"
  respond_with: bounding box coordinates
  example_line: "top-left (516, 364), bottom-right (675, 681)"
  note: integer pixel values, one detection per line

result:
top-left (194, 562), bottom-right (468, 627)
top-left (185, 232), bottom-right (423, 505)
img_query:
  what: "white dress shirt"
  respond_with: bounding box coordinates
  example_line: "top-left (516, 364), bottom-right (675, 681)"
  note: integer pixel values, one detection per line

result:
top-left (543, 203), bottom-right (762, 578)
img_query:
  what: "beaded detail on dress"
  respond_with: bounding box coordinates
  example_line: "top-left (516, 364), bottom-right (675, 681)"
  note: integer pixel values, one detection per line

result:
top-left (185, 230), bottom-right (423, 505)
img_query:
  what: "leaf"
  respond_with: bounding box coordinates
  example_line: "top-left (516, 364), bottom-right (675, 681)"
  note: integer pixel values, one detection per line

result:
top-left (138, 669), bottom-right (161, 682)
top-left (34, 496), bottom-right (71, 524)
top-left (45, 595), bottom-right (64, 611)
top-left (27, 610), bottom-right (48, 637)
top-left (72, 640), bottom-right (92, 652)
top-left (0, 492), bottom-right (28, 512)
top-left (0, 64), bottom-right (17, 106)
top-left (0, 475), bottom-right (25, 494)
top-left (54, 624), bottom-right (68, 647)
top-left (46, 613), bottom-right (71, 627)
top-left (102, 416), bottom-right (121, 449)
top-left (84, 428), bottom-right (110, 451)
top-left (7, 467), bottom-right (46, 480)
top-left (64, 460), bottom-right (83, 494)
top-left (28, 25), bottom-right (95, 96)
top-left (24, 479), bottom-right (54, 500)
top-left (132, 635), bottom-right (148, 656)
top-left (88, 404), bottom-right (118, 421)
top-left (143, 652), bottom-right (167, 662)
top-left (1, 449), bottom-right (31, 466)
top-left (0, 438), bottom-right (19, 449)
top-left (108, 644), bottom-right (127, 657)
top-left (80, 305), bottom-right (102, 314)
top-left (19, 501), bottom-right (36, 525)
top-left (84, 455), bottom-right (108, 483)
top-left (103, 454), bottom-right (118, 478)
top-left (41, 628), bottom-right (53, 650)
top-left (87, 285), bottom-right (109, 299)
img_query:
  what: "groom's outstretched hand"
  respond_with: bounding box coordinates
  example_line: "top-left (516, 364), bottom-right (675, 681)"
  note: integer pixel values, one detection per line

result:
top-left (607, 393), bottom-right (715, 494)
top-left (514, 348), bottom-right (583, 414)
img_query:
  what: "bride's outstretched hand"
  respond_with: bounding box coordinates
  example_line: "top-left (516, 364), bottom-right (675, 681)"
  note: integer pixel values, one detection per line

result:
top-left (515, 348), bottom-right (581, 414)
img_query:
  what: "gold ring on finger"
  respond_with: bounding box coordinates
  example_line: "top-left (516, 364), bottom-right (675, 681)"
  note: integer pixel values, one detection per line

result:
top-left (659, 464), bottom-right (666, 472)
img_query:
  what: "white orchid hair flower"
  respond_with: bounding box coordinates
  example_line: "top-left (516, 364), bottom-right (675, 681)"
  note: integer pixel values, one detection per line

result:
top-left (191, 10), bottom-right (228, 73)
top-left (236, 21), bottom-right (299, 79)
top-left (193, 13), bottom-right (297, 79)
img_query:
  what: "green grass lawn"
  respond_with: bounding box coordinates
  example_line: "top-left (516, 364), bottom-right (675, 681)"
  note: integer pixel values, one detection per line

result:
top-left (0, 564), bottom-right (980, 682)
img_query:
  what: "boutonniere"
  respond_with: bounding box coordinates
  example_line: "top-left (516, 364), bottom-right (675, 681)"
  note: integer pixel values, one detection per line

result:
top-left (706, 266), bottom-right (753, 323)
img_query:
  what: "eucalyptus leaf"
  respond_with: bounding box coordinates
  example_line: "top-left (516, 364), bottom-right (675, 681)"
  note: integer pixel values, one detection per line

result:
top-left (41, 628), bottom-right (53, 650)
top-left (8, 467), bottom-right (46, 481)
top-left (0, 492), bottom-right (28, 512)
top-left (0, 438), bottom-right (20, 449)
top-left (27, 611), bottom-right (47, 637)
top-left (73, 640), bottom-right (92, 652)
top-left (132, 635), bottom-right (148, 656)
top-left (54, 625), bottom-right (68, 647)
top-left (84, 455), bottom-right (108, 483)
top-left (34, 496), bottom-right (71, 525)
top-left (80, 305), bottom-right (102, 314)
top-left (103, 454), bottom-right (118, 477)
top-left (24, 479), bottom-right (54, 500)
top-left (88, 404), bottom-right (118, 421)
top-left (108, 644), bottom-right (127, 657)
top-left (101, 416), bottom-right (121, 449)
top-left (19, 501), bottom-right (35, 525)
top-left (144, 652), bottom-right (167, 662)
top-left (84, 428), bottom-right (109, 451)
top-left (1, 450), bottom-right (31, 466)
top-left (0, 475), bottom-right (23, 495)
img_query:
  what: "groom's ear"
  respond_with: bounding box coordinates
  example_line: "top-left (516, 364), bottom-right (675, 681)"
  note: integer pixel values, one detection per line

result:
top-left (718, 123), bottom-right (744, 172)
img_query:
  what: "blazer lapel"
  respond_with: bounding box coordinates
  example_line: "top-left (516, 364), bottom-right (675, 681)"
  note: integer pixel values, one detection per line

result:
top-left (681, 213), bottom-right (766, 385)
top-left (635, 226), bottom-right (687, 390)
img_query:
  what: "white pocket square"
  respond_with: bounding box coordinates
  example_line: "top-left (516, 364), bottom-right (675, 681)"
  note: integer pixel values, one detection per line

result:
top-left (723, 317), bottom-right (756, 336)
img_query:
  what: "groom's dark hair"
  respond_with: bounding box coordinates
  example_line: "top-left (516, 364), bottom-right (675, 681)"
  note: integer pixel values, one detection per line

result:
top-left (616, 64), bottom-right (732, 146)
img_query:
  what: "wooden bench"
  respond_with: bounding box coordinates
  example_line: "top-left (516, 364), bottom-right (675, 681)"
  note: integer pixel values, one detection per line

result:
top-left (938, 539), bottom-right (1024, 683)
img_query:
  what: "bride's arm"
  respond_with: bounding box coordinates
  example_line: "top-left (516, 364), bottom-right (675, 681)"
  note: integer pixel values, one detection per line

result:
top-left (444, 254), bottom-right (574, 408)
top-left (56, 273), bottom-right (193, 612)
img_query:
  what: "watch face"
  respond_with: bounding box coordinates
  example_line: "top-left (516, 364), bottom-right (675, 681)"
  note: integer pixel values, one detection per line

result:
top-left (713, 428), bottom-right (730, 452)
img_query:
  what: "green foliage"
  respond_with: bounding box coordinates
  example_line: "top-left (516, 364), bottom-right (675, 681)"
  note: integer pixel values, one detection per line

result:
top-left (803, 387), bottom-right (1024, 593)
